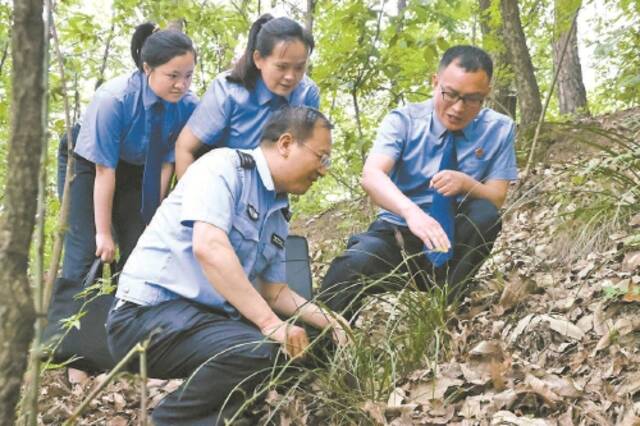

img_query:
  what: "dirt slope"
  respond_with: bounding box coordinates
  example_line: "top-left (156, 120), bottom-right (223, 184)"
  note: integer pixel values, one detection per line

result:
top-left (36, 108), bottom-right (640, 425)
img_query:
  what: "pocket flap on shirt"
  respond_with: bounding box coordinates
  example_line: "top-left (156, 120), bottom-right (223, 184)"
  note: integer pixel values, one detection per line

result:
top-left (231, 215), bottom-right (260, 242)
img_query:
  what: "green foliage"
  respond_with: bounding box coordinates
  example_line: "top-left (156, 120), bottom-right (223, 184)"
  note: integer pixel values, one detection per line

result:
top-left (588, 0), bottom-right (640, 111)
top-left (297, 0), bottom-right (476, 212)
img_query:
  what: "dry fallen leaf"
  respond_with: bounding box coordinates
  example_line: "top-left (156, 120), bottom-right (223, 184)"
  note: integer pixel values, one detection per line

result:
top-left (491, 410), bottom-right (553, 425)
top-left (417, 399), bottom-right (455, 425)
top-left (622, 251), bottom-right (640, 272)
top-left (623, 281), bottom-right (640, 302)
top-left (522, 373), bottom-right (561, 408)
top-left (409, 377), bottom-right (463, 403)
top-left (616, 371), bottom-right (640, 397)
top-left (539, 314), bottom-right (585, 341)
top-left (387, 387), bottom-right (406, 408)
top-left (470, 340), bottom-right (505, 361)
top-left (106, 415), bottom-right (129, 426)
top-left (361, 400), bottom-right (386, 425)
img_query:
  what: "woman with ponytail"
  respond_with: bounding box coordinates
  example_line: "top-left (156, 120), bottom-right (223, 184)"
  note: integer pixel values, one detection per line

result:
top-left (174, 14), bottom-right (319, 178)
top-left (45, 22), bottom-right (198, 376)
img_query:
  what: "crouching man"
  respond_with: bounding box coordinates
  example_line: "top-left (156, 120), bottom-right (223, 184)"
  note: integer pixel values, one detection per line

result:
top-left (107, 106), bottom-right (346, 425)
top-left (319, 46), bottom-right (518, 318)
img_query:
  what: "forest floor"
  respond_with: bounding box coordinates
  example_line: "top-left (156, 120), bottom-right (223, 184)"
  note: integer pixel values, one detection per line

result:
top-left (37, 107), bottom-right (640, 425)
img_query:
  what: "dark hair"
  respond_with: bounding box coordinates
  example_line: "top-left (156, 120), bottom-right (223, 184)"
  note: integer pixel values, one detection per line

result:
top-left (439, 45), bottom-right (493, 80)
top-left (131, 22), bottom-right (197, 72)
top-left (261, 106), bottom-right (333, 144)
top-left (227, 14), bottom-right (315, 90)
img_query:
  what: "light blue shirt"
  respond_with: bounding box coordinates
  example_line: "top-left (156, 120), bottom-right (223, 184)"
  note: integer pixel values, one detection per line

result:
top-left (186, 72), bottom-right (320, 149)
top-left (116, 147), bottom-right (290, 315)
top-left (371, 99), bottom-right (518, 226)
top-left (75, 70), bottom-right (198, 168)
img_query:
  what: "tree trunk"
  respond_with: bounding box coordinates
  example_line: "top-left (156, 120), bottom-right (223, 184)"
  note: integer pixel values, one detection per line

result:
top-left (553, 0), bottom-right (589, 116)
top-left (305, 0), bottom-right (315, 33)
top-left (500, 0), bottom-right (542, 129)
top-left (0, 0), bottom-right (44, 422)
top-left (478, 0), bottom-right (516, 119)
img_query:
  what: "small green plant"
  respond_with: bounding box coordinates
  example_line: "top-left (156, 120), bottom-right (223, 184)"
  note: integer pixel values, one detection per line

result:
top-left (223, 254), bottom-right (453, 424)
top-left (601, 284), bottom-right (627, 301)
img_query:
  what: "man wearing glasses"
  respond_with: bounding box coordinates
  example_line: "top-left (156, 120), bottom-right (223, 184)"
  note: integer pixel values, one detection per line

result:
top-left (320, 45), bottom-right (518, 318)
top-left (106, 106), bottom-right (348, 425)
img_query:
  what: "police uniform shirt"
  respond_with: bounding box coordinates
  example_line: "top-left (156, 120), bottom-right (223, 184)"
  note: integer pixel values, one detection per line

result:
top-left (75, 70), bottom-right (199, 168)
top-left (116, 147), bottom-right (289, 315)
top-left (370, 99), bottom-right (518, 226)
top-left (186, 72), bottom-right (320, 150)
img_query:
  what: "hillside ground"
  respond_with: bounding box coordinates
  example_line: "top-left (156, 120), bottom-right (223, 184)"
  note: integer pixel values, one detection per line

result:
top-left (35, 108), bottom-right (640, 425)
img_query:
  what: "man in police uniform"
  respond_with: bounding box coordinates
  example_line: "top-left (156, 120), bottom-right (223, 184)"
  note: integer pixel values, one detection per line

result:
top-left (320, 45), bottom-right (518, 318)
top-left (106, 106), bottom-right (346, 425)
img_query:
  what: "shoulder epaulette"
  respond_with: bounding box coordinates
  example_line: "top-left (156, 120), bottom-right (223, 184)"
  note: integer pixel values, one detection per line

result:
top-left (236, 150), bottom-right (256, 169)
top-left (281, 206), bottom-right (292, 222)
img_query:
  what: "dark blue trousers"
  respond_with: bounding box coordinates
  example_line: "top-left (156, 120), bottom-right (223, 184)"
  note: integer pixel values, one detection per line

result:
top-left (59, 154), bottom-right (146, 281)
top-left (319, 198), bottom-right (502, 318)
top-left (106, 299), bottom-right (278, 426)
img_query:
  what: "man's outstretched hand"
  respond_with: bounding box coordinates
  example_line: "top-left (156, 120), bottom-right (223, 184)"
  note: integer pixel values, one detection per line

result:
top-left (261, 321), bottom-right (310, 359)
top-left (403, 204), bottom-right (451, 252)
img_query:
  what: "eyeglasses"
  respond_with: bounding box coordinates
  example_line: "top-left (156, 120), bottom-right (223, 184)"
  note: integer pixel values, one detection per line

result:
top-left (301, 143), bottom-right (331, 169)
top-left (440, 85), bottom-right (485, 108)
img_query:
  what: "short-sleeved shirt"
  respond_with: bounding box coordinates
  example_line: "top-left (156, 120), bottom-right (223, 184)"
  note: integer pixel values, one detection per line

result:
top-left (371, 99), bottom-right (518, 226)
top-left (186, 72), bottom-right (320, 149)
top-left (75, 70), bottom-right (198, 168)
top-left (116, 147), bottom-right (290, 315)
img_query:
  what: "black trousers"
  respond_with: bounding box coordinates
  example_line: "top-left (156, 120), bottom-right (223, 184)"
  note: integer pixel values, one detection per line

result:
top-left (106, 299), bottom-right (278, 426)
top-left (60, 155), bottom-right (146, 282)
top-left (318, 198), bottom-right (502, 319)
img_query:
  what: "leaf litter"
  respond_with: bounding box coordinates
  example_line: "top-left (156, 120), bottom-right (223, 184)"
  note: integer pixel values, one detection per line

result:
top-left (37, 110), bottom-right (640, 424)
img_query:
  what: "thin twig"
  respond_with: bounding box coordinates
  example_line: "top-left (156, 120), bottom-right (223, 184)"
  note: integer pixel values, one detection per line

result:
top-left (522, 8), bottom-right (580, 179)
top-left (96, 18), bottom-right (115, 88)
top-left (139, 343), bottom-right (148, 426)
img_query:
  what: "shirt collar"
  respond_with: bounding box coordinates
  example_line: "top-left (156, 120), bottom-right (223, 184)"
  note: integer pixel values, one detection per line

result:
top-left (428, 98), bottom-right (475, 142)
top-left (255, 77), bottom-right (291, 106)
top-left (251, 147), bottom-right (289, 208)
top-left (141, 71), bottom-right (162, 110)
top-left (251, 146), bottom-right (275, 191)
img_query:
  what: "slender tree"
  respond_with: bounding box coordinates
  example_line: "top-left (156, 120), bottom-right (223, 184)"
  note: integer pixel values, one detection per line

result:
top-left (478, 0), bottom-right (516, 119)
top-left (553, 0), bottom-right (589, 115)
top-left (499, 0), bottom-right (542, 129)
top-left (305, 0), bottom-right (315, 33)
top-left (0, 0), bottom-right (45, 422)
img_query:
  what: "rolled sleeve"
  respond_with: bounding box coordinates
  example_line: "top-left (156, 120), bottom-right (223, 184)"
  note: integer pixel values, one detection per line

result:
top-left (186, 77), bottom-right (232, 147)
top-left (370, 110), bottom-right (409, 162)
top-left (163, 150), bottom-right (176, 163)
top-left (74, 92), bottom-right (123, 168)
top-left (485, 122), bottom-right (518, 181)
top-left (180, 158), bottom-right (237, 232)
